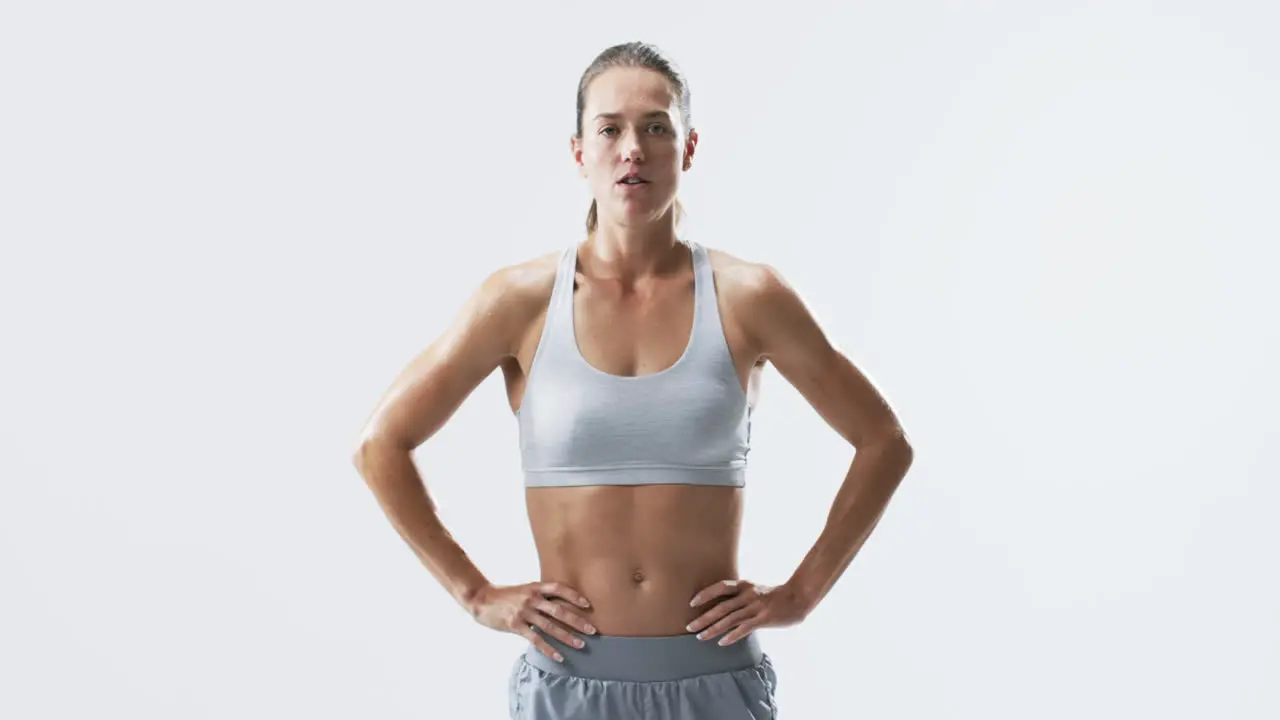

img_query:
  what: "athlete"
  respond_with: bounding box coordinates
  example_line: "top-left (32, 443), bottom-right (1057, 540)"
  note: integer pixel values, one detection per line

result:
top-left (352, 41), bottom-right (915, 719)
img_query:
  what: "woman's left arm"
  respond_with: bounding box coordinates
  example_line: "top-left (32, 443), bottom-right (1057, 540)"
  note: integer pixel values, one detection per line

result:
top-left (688, 263), bottom-right (914, 645)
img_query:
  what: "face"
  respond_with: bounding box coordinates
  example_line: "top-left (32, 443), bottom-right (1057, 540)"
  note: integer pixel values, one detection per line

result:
top-left (571, 67), bottom-right (698, 227)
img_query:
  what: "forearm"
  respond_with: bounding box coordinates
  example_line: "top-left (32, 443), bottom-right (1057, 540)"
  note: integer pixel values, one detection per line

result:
top-left (352, 440), bottom-right (489, 612)
top-left (786, 434), bottom-right (914, 614)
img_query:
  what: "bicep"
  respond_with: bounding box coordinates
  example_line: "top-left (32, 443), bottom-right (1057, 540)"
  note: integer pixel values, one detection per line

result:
top-left (355, 272), bottom-right (520, 451)
top-left (752, 267), bottom-right (903, 449)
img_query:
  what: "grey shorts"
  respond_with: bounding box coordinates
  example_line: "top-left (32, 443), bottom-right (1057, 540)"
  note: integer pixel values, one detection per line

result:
top-left (508, 631), bottom-right (778, 719)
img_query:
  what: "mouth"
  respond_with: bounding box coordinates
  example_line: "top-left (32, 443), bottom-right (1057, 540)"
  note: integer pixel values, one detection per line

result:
top-left (617, 175), bottom-right (649, 185)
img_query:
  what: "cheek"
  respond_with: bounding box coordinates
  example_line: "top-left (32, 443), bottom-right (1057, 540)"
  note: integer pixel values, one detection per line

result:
top-left (657, 144), bottom-right (684, 174)
top-left (589, 162), bottom-right (614, 187)
top-left (583, 146), bottom-right (612, 171)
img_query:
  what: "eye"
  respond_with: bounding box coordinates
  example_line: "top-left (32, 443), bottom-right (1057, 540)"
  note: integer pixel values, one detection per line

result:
top-left (648, 123), bottom-right (668, 135)
top-left (599, 126), bottom-right (618, 137)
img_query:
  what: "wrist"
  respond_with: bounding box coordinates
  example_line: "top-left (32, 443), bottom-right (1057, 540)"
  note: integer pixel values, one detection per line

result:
top-left (781, 577), bottom-right (817, 619)
top-left (458, 580), bottom-right (492, 618)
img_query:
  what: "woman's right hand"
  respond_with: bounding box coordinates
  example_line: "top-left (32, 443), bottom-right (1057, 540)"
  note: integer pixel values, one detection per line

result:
top-left (468, 582), bottom-right (597, 662)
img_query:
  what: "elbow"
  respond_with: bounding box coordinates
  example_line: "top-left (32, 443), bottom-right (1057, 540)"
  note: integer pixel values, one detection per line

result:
top-left (898, 437), bottom-right (915, 473)
top-left (351, 430), bottom-right (409, 473)
top-left (351, 439), bottom-right (373, 474)
top-left (891, 426), bottom-right (913, 458)
top-left (890, 429), bottom-right (914, 473)
top-left (351, 427), bottom-right (373, 469)
top-left (863, 426), bottom-right (914, 469)
top-left (351, 441), bottom-right (370, 471)
top-left (887, 424), bottom-right (913, 457)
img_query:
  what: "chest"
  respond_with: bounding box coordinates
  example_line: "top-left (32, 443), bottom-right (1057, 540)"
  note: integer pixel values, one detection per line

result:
top-left (571, 273), bottom-right (695, 378)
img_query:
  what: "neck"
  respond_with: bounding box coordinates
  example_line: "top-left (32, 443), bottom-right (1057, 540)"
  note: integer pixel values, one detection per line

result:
top-left (583, 210), bottom-right (685, 280)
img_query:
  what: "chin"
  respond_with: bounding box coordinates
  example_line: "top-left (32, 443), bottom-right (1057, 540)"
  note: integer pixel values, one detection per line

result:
top-left (616, 208), bottom-right (665, 226)
top-left (614, 198), bottom-right (675, 222)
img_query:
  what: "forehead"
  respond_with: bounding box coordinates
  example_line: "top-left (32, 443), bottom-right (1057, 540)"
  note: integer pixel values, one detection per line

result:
top-left (583, 66), bottom-right (679, 117)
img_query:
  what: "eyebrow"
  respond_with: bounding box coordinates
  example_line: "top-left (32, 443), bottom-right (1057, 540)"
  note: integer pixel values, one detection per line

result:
top-left (593, 111), bottom-right (672, 122)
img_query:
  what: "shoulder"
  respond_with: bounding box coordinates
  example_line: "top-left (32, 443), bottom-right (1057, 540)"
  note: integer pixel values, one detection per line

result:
top-left (703, 245), bottom-right (821, 358)
top-left (704, 246), bottom-right (798, 312)
top-left (479, 248), bottom-right (562, 308)
top-left (455, 248), bottom-right (564, 354)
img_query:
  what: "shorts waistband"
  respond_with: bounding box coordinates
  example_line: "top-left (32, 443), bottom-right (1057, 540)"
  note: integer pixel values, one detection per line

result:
top-left (523, 632), bottom-right (764, 682)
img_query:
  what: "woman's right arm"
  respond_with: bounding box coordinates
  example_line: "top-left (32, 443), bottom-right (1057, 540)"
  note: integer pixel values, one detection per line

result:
top-left (351, 266), bottom-right (525, 606)
top-left (350, 259), bottom-right (595, 661)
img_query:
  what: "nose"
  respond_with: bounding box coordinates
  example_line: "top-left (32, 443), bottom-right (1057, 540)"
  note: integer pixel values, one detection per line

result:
top-left (620, 130), bottom-right (644, 163)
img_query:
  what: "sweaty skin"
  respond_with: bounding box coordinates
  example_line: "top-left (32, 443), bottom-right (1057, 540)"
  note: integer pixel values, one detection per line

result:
top-left (355, 62), bottom-right (913, 663)
top-left (525, 484), bottom-right (740, 636)
top-left (507, 245), bottom-right (760, 636)
top-left (353, 238), bottom-right (910, 657)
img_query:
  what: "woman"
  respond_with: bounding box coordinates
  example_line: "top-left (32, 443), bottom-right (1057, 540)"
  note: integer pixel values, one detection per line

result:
top-left (352, 41), bottom-right (914, 719)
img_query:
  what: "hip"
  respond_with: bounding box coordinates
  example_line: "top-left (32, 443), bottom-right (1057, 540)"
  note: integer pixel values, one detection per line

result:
top-left (509, 632), bottom-right (778, 719)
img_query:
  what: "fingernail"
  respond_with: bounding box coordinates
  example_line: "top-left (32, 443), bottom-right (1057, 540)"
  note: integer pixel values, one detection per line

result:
top-left (696, 631), bottom-right (706, 640)
top-left (554, 652), bottom-right (564, 662)
top-left (573, 639), bottom-right (584, 648)
top-left (718, 638), bottom-right (729, 646)
top-left (685, 623), bottom-right (694, 632)
top-left (580, 600), bottom-right (590, 608)
top-left (585, 624), bottom-right (596, 634)
top-left (689, 598), bottom-right (698, 607)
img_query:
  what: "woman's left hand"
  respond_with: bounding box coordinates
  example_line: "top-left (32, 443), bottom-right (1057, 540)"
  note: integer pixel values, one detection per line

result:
top-left (687, 579), bottom-right (809, 646)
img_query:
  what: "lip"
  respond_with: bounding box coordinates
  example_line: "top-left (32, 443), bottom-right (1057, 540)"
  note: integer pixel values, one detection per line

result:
top-left (616, 179), bottom-right (650, 192)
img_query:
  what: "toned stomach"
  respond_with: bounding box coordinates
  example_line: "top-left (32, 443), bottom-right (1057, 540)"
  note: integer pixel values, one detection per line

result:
top-left (525, 483), bottom-right (742, 637)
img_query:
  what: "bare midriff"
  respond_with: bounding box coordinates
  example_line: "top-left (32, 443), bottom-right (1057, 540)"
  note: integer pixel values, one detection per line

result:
top-left (525, 483), bottom-right (742, 637)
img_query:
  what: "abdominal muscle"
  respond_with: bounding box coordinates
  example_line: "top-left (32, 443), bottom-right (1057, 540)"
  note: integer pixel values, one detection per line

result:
top-left (525, 483), bottom-right (742, 637)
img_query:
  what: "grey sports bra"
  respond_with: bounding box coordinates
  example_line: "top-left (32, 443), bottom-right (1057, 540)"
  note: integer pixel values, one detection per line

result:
top-left (516, 240), bottom-right (752, 488)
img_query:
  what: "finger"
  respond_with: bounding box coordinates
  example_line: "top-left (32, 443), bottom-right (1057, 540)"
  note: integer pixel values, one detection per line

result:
top-left (519, 623), bottom-right (564, 663)
top-left (697, 604), bottom-right (758, 642)
top-left (534, 598), bottom-right (597, 636)
top-left (686, 592), bottom-right (753, 634)
top-left (539, 582), bottom-right (592, 609)
top-left (718, 617), bottom-right (762, 647)
top-left (690, 579), bottom-right (746, 608)
top-left (524, 609), bottom-right (585, 650)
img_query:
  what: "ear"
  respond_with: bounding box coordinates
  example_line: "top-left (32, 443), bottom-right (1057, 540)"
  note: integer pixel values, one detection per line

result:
top-left (570, 135), bottom-right (587, 177)
top-left (682, 128), bottom-right (698, 171)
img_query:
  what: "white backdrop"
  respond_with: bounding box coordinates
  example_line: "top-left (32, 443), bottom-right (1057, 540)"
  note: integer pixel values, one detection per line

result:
top-left (3, 1), bottom-right (1277, 718)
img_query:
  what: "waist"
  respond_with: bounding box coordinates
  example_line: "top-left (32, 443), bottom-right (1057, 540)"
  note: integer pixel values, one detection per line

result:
top-left (538, 568), bottom-right (737, 636)
top-left (524, 464), bottom-right (745, 488)
top-left (524, 632), bottom-right (764, 682)
top-left (527, 483), bottom-right (742, 635)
